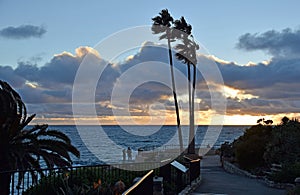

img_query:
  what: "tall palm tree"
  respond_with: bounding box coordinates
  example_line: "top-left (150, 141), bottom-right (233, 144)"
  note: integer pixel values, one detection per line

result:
top-left (174, 18), bottom-right (199, 154)
top-left (152, 9), bottom-right (183, 152)
top-left (0, 80), bottom-right (80, 195)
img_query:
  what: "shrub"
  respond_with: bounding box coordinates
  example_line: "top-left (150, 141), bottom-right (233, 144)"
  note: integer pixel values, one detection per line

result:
top-left (270, 162), bottom-right (300, 183)
top-left (264, 118), bottom-right (300, 165)
top-left (222, 117), bottom-right (300, 182)
top-left (287, 185), bottom-right (300, 195)
top-left (24, 167), bottom-right (149, 195)
top-left (220, 141), bottom-right (234, 158)
top-left (233, 124), bottom-right (272, 170)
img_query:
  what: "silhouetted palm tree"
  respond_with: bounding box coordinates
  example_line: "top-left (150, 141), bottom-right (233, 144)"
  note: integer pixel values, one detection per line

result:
top-left (0, 80), bottom-right (80, 195)
top-left (174, 17), bottom-right (199, 154)
top-left (152, 9), bottom-right (183, 152)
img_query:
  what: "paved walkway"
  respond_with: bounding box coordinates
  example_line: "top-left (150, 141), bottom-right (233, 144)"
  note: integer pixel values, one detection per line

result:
top-left (191, 155), bottom-right (286, 195)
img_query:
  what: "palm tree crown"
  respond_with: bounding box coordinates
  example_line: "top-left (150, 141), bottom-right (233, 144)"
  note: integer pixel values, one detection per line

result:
top-left (0, 80), bottom-right (80, 195)
top-left (175, 36), bottom-right (199, 66)
top-left (151, 9), bottom-right (174, 40)
top-left (174, 16), bottom-right (199, 66)
top-left (173, 17), bottom-right (192, 39)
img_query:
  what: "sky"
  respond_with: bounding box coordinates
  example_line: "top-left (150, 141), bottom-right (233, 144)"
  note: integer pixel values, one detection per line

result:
top-left (0, 0), bottom-right (300, 125)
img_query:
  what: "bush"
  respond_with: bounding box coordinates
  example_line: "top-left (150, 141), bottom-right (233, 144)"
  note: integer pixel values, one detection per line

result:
top-left (220, 141), bottom-right (234, 158)
top-left (222, 117), bottom-right (300, 183)
top-left (270, 162), bottom-right (300, 183)
top-left (24, 167), bottom-right (149, 195)
top-left (264, 118), bottom-right (300, 165)
top-left (287, 185), bottom-right (300, 195)
top-left (233, 124), bottom-right (271, 170)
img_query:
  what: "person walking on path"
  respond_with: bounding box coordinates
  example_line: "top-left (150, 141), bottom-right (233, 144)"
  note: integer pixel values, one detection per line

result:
top-left (127, 147), bottom-right (132, 160)
top-left (122, 149), bottom-right (126, 161)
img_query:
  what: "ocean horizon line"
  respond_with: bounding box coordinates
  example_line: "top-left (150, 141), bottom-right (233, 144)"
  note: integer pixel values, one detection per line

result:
top-left (28, 124), bottom-right (252, 127)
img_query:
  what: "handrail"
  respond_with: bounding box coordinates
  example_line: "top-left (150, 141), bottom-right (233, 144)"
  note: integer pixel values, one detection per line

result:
top-left (122, 170), bottom-right (154, 195)
top-left (0, 161), bottom-right (160, 174)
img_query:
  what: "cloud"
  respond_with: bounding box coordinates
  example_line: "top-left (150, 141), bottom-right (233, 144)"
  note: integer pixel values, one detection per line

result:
top-left (215, 57), bottom-right (300, 91)
top-left (237, 28), bottom-right (300, 58)
top-left (112, 42), bottom-right (300, 116)
top-left (0, 25), bottom-right (46, 39)
top-left (17, 47), bottom-right (108, 87)
top-left (4, 47), bottom-right (109, 102)
top-left (1, 40), bottom-right (299, 122)
top-left (0, 66), bottom-right (25, 87)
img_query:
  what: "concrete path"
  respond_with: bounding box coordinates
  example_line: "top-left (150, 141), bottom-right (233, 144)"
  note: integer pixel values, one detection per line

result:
top-left (191, 155), bottom-right (286, 195)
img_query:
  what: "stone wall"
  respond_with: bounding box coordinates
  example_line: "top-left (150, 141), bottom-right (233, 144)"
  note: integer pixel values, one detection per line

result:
top-left (178, 176), bottom-right (202, 195)
top-left (223, 160), bottom-right (257, 179)
top-left (222, 159), bottom-right (295, 190)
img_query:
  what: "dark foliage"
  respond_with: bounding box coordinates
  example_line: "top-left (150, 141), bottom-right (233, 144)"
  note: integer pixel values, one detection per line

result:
top-left (0, 80), bottom-right (80, 195)
top-left (222, 116), bottom-right (300, 183)
top-left (264, 118), bottom-right (300, 165)
top-left (233, 124), bottom-right (272, 170)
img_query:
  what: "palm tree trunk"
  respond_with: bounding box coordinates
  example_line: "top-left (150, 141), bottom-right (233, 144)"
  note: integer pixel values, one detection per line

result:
top-left (187, 64), bottom-right (192, 154)
top-left (0, 173), bottom-right (11, 195)
top-left (187, 63), bottom-right (195, 154)
top-left (0, 147), bottom-right (11, 195)
top-left (191, 64), bottom-right (196, 154)
top-left (167, 37), bottom-right (183, 153)
top-left (0, 169), bottom-right (11, 195)
top-left (187, 64), bottom-right (192, 120)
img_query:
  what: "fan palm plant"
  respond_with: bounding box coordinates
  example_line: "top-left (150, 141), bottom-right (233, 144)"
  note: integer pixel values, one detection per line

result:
top-left (0, 80), bottom-right (80, 195)
top-left (152, 9), bottom-right (183, 152)
top-left (174, 17), bottom-right (199, 154)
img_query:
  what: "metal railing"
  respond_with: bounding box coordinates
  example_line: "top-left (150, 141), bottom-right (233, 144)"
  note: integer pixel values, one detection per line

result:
top-left (2, 162), bottom-right (160, 195)
top-left (2, 157), bottom-right (200, 194)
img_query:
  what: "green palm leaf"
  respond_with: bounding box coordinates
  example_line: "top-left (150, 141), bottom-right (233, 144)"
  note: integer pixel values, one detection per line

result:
top-left (0, 80), bottom-right (80, 195)
top-left (39, 129), bottom-right (72, 144)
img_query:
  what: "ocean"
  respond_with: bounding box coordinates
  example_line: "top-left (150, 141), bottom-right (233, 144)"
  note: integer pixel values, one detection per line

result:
top-left (9, 125), bottom-right (249, 194)
top-left (45, 125), bottom-right (249, 165)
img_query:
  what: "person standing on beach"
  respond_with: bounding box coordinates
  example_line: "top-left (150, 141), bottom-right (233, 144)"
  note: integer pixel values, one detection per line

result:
top-left (127, 147), bottom-right (132, 160)
top-left (122, 149), bottom-right (126, 161)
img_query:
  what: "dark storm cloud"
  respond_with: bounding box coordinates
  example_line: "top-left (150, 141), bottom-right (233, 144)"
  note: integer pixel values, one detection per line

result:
top-left (114, 42), bottom-right (187, 104)
top-left (211, 57), bottom-right (300, 114)
top-left (0, 66), bottom-right (25, 87)
top-left (129, 82), bottom-right (171, 104)
top-left (0, 47), bottom-right (119, 117)
top-left (225, 97), bottom-right (299, 115)
top-left (2, 47), bottom-right (112, 103)
top-left (15, 62), bottom-right (40, 81)
top-left (237, 28), bottom-right (300, 57)
top-left (0, 25), bottom-right (46, 39)
top-left (222, 27), bottom-right (300, 114)
top-left (118, 41), bottom-right (186, 75)
top-left (39, 53), bottom-right (80, 86)
top-left (1, 38), bottom-right (300, 118)
top-left (213, 57), bottom-right (300, 92)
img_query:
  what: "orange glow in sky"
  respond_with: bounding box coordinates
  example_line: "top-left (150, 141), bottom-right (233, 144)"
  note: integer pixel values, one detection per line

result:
top-left (31, 112), bottom-right (300, 126)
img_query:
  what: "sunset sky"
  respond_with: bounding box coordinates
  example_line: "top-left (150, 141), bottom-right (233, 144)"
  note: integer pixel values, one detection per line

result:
top-left (1, 0), bottom-right (299, 125)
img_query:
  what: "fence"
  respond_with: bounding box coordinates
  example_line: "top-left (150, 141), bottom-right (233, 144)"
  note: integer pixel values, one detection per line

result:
top-left (1, 159), bottom-right (199, 195)
top-left (0, 162), bottom-right (200, 195)
top-left (1, 162), bottom-right (159, 195)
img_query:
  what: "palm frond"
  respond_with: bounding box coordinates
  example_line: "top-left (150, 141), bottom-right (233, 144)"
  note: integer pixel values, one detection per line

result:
top-left (38, 139), bottom-right (73, 161)
top-left (151, 9), bottom-right (173, 38)
top-left (173, 16), bottom-right (192, 39)
top-left (39, 129), bottom-right (72, 143)
top-left (0, 80), bottom-right (80, 176)
top-left (19, 114), bottom-right (36, 131)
